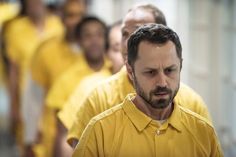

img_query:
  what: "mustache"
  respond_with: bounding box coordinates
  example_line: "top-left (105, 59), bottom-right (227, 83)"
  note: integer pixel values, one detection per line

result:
top-left (151, 86), bottom-right (172, 94)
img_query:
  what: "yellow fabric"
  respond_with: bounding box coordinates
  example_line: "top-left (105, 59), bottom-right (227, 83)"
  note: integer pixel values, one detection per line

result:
top-left (68, 66), bottom-right (211, 144)
top-left (0, 2), bottom-right (19, 84)
top-left (31, 37), bottom-right (83, 89)
top-left (3, 15), bottom-right (64, 157)
top-left (0, 2), bottom-right (19, 26)
top-left (35, 105), bottom-right (56, 157)
top-left (32, 143), bottom-right (45, 157)
top-left (58, 71), bottom-right (112, 130)
top-left (46, 56), bottom-right (112, 110)
top-left (0, 57), bottom-right (5, 85)
top-left (4, 15), bottom-right (64, 92)
top-left (73, 94), bottom-right (223, 157)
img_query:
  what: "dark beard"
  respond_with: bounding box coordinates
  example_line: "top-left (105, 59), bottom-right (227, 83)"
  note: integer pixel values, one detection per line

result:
top-left (133, 74), bottom-right (179, 109)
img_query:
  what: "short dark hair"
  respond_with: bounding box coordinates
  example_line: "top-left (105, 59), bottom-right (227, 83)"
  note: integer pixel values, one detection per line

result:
top-left (129, 4), bottom-right (167, 26)
top-left (127, 24), bottom-right (182, 67)
top-left (75, 16), bottom-right (107, 39)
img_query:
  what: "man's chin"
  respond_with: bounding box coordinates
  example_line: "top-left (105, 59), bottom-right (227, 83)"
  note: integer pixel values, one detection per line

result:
top-left (150, 99), bottom-right (170, 109)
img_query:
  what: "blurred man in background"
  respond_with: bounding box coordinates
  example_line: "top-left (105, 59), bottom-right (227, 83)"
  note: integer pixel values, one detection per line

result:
top-left (3, 0), bottom-right (64, 156)
top-left (107, 21), bottom-right (124, 73)
top-left (44, 16), bottom-right (111, 157)
top-left (54, 20), bottom-right (124, 156)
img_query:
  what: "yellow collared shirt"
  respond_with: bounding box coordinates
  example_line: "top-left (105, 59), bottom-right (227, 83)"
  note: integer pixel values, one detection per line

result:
top-left (68, 66), bottom-right (211, 144)
top-left (73, 94), bottom-right (223, 157)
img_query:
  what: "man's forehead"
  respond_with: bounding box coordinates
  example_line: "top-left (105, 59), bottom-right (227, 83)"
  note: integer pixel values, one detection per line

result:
top-left (121, 23), bottom-right (143, 32)
top-left (121, 9), bottom-right (155, 30)
top-left (125, 8), bottom-right (153, 21)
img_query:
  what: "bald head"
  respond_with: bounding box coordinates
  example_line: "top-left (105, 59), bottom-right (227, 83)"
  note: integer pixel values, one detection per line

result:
top-left (121, 4), bottom-right (166, 61)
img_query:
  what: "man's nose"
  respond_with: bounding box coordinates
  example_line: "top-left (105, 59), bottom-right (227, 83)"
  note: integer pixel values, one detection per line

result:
top-left (155, 72), bottom-right (168, 88)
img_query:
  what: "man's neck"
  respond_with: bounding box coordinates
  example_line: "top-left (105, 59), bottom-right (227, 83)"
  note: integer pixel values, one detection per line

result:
top-left (133, 95), bottom-right (173, 120)
top-left (29, 15), bottom-right (45, 32)
top-left (65, 30), bottom-right (76, 43)
top-left (87, 57), bottom-right (105, 72)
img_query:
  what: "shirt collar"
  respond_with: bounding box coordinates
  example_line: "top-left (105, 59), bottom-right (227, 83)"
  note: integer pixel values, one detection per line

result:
top-left (122, 94), bottom-right (153, 132)
top-left (166, 100), bottom-right (183, 132)
top-left (122, 94), bottom-right (183, 132)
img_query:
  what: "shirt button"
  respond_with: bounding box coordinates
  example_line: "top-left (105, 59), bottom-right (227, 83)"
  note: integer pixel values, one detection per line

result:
top-left (156, 130), bottom-right (160, 135)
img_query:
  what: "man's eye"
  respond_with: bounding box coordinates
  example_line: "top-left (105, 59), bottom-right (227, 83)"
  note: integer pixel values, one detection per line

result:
top-left (165, 68), bottom-right (175, 75)
top-left (145, 71), bottom-right (156, 76)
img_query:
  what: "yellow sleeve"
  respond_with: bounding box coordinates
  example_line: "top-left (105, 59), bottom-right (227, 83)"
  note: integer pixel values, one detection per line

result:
top-left (4, 24), bottom-right (21, 64)
top-left (31, 40), bottom-right (52, 89)
top-left (72, 120), bottom-right (103, 157)
top-left (67, 89), bottom-right (101, 145)
top-left (57, 80), bottom-right (90, 129)
top-left (0, 3), bottom-right (19, 25)
top-left (46, 62), bottom-right (92, 110)
top-left (58, 72), bottom-right (111, 130)
top-left (46, 69), bottom-right (75, 110)
top-left (57, 95), bottom-right (78, 130)
top-left (0, 58), bottom-right (5, 84)
top-left (209, 128), bottom-right (224, 157)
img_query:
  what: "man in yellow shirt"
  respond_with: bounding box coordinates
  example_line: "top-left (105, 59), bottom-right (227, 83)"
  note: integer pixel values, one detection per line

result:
top-left (73, 23), bottom-right (223, 157)
top-left (67, 4), bottom-right (212, 147)
top-left (46, 16), bottom-right (111, 112)
top-left (41, 16), bottom-right (111, 157)
top-left (53, 20), bottom-right (124, 156)
top-left (58, 20), bottom-right (124, 131)
top-left (3, 0), bottom-right (63, 156)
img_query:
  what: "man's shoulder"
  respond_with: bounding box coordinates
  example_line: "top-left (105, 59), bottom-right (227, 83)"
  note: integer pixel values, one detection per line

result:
top-left (179, 105), bottom-right (213, 130)
top-left (177, 82), bottom-right (210, 119)
top-left (88, 103), bottom-right (124, 127)
top-left (88, 71), bottom-right (124, 97)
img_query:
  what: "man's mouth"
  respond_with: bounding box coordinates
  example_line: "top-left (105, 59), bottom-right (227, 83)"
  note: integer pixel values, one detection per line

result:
top-left (154, 92), bottom-right (169, 97)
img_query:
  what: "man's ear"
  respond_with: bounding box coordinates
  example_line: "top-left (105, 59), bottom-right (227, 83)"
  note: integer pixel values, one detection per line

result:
top-left (180, 58), bottom-right (183, 71)
top-left (125, 61), bottom-right (134, 81)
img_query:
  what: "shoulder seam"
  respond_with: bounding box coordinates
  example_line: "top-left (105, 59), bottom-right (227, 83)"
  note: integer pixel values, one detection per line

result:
top-left (179, 105), bottom-right (213, 128)
top-left (90, 104), bottom-right (123, 126)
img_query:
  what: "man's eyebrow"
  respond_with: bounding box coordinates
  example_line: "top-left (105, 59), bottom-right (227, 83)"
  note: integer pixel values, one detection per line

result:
top-left (142, 64), bottom-right (178, 71)
top-left (166, 64), bottom-right (178, 69)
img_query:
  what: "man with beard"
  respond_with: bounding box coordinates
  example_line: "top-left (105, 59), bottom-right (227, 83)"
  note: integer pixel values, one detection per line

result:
top-left (67, 4), bottom-right (212, 147)
top-left (72, 24), bottom-right (223, 157)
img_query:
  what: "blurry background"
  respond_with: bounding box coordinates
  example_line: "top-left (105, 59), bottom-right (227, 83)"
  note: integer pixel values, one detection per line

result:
top-left (0, 0), bottom-right (235, 156)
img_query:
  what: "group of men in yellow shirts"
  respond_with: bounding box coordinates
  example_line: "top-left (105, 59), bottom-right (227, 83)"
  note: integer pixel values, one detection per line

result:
top-left (1, 0), bottom-right (224, 157)
top-left (2, 0), bottom-right (123, 156)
